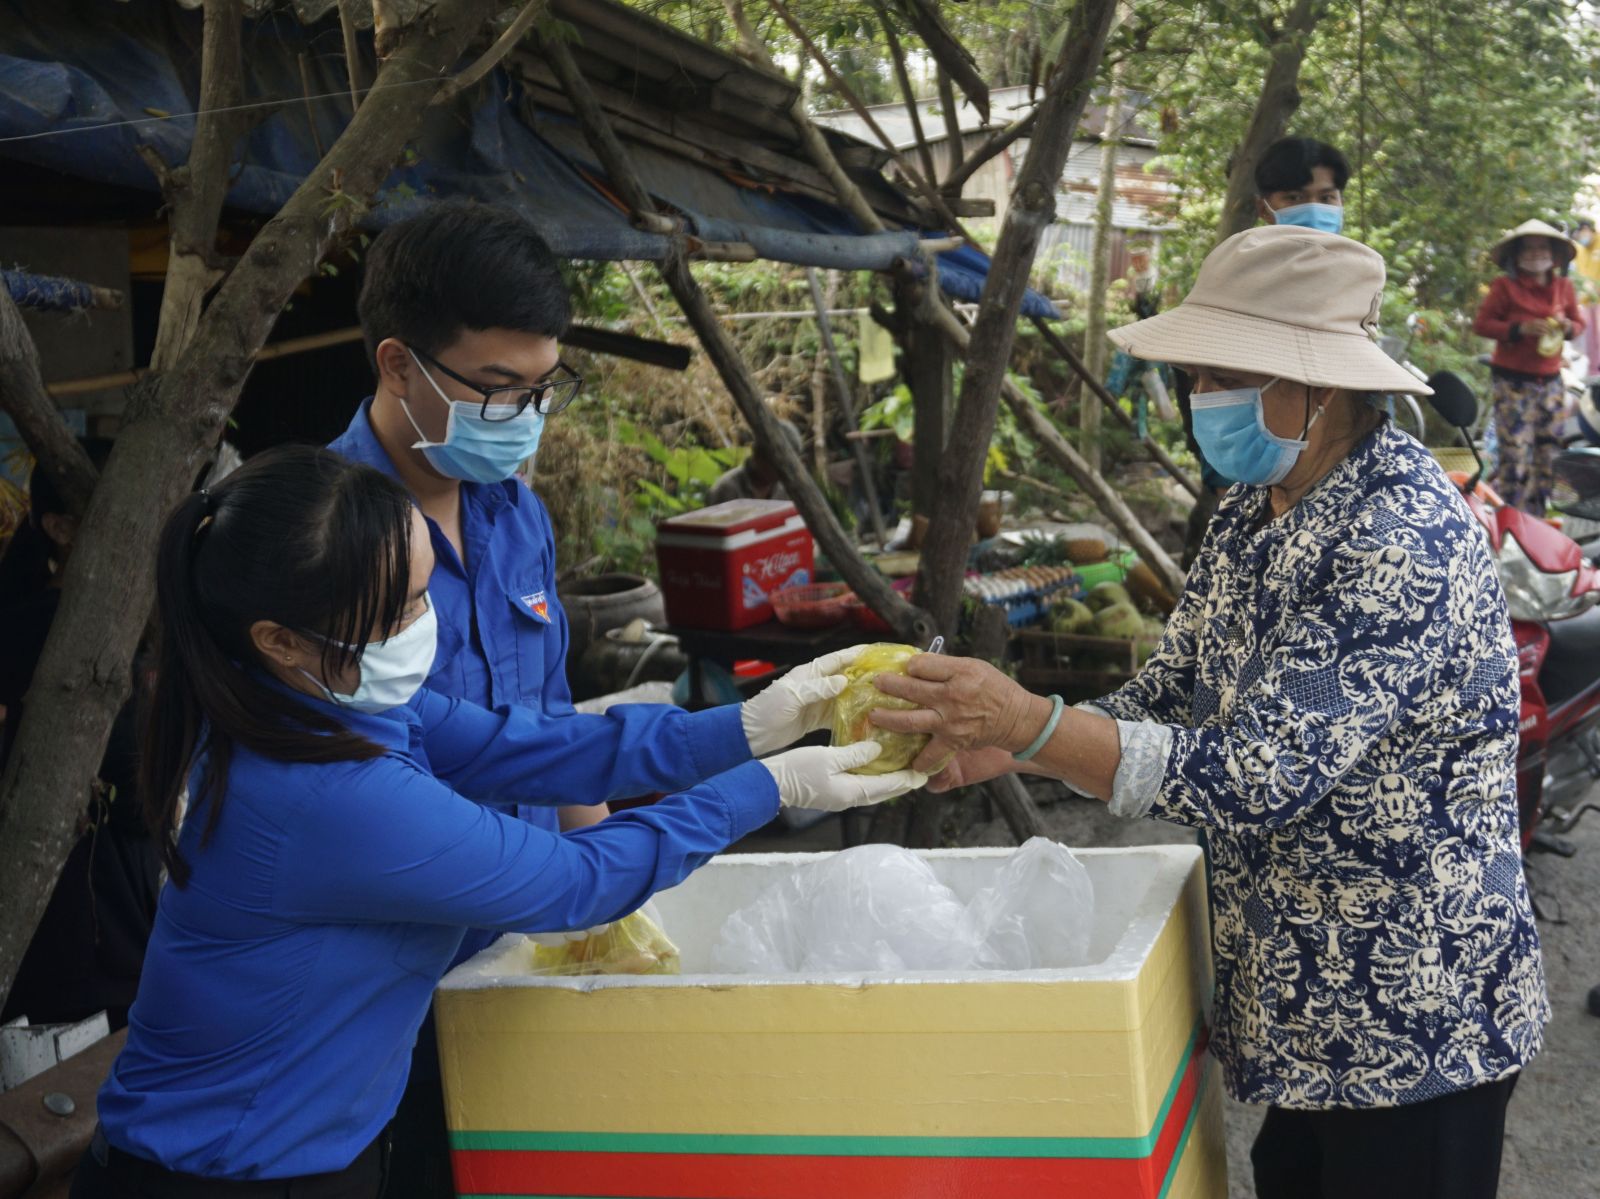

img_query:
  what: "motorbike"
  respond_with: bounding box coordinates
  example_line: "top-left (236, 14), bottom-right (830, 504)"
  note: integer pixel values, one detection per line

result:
top-left (1427, 371), bottom-right (1600, 853)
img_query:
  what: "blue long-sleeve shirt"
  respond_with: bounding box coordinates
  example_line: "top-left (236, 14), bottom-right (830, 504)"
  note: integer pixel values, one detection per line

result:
top-left (331, 399), bottom-right (719, 959)
top-left (97, 689), bottom-right (775, 1180)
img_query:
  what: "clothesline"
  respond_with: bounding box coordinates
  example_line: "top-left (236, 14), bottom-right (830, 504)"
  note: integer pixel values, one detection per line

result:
top-left (670, 300), bottom-right (1070, 322)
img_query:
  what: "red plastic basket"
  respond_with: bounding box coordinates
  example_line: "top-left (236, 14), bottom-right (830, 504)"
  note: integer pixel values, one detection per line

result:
top-left (770, 582), bottom-right (855, 628)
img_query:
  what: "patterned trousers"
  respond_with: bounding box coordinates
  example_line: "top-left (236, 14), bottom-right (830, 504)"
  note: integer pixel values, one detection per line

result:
top-left (1490, 370), bottom-right (1566, 515)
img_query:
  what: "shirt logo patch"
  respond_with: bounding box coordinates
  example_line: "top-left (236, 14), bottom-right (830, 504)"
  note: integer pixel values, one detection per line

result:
top-left (520, 591), bottom-right (550, 623)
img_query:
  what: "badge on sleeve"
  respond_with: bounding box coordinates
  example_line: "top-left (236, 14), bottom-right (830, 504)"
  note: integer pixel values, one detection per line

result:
top-left (520, 590), bottom-right (551, 623)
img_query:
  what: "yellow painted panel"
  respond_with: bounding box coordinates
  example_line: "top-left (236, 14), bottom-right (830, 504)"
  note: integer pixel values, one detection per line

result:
top-left (435, 854), bottom-right (1216, 1145)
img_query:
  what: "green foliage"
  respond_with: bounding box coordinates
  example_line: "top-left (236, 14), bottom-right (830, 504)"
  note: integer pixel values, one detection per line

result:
top-left (1144, 0), bottom-right (1600, 320)
top-left (859, 384), bottom-right (915, 441)
top-left (617, 420), bottom-right (747, 516)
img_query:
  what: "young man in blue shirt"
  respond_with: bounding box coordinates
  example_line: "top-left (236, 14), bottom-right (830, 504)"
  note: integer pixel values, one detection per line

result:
top-left (328, 201), bottom-right (622, 1197)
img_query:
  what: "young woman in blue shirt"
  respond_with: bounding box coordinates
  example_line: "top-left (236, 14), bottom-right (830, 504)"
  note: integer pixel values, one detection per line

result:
top-left (73, 446), bottom-right (920, 1198)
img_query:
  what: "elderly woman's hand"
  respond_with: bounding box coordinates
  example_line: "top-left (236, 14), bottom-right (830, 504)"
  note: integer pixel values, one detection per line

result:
top-left (923, 745), bottom-right (1018, 793)
top-left (868, 654), bottom-right (1054, 755)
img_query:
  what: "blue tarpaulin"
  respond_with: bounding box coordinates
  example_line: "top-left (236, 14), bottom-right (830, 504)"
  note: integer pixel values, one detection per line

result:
top-left (0, 0), bottom-right (1056, 317)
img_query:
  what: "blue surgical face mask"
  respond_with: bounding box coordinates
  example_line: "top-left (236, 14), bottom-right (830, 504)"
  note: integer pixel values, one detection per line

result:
top-left (400, 349), bottom-right (546, 484)
top-left (1190, 378), bottom-right (1324, 487)
top-left (1272, 202), bottom-right (1345, 236)
top-left (301, 596), bottom-right (438, 714)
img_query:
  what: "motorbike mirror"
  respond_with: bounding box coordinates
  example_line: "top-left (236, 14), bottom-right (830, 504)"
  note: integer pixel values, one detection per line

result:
top-left (1425, 371), bottom-right (1478, 429)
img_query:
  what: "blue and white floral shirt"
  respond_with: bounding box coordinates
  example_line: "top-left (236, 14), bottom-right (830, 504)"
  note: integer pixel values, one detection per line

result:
top-left (1095, 421), bottom-right (1548, 1110)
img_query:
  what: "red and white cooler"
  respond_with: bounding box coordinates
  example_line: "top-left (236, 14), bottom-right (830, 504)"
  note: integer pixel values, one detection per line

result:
top-left (655, 499), bottom-right (814, 630)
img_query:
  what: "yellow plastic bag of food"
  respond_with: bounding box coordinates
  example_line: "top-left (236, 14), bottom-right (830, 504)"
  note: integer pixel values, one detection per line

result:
top-left (527, 905), bottom-right (681, 976)
top-left (830, 642), bottom-right (931, 775)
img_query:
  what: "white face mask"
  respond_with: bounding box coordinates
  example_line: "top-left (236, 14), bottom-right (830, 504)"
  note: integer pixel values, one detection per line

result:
top-left (1519, 253), bottom-right (1555, 275)
top-left (301, 596), bottom-right (438, 713)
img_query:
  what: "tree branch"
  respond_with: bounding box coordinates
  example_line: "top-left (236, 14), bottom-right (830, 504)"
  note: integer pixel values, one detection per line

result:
top-left (879, 7), bottom-right (939, 188)
top-left (915, 0), bottom-right (1121, 635)
top-left (0, 0), bottom-right (512, 1005)
top-left (145, 0), bottom-right (248, 372)
top-left (336, 0), bottom-right (366, 112)
top-left (890, 0), bottom-right (989, 122)
top-left (0, 287), bottom-right (98, 517)
top-left (542, 33), bottom-right (933, 642)
top-left (941, 106), bottom-right (1037, 196)
top-left (765, 0), bottom-right (970, 239)
top-left (435, 0), bottom-right (546, 104)
top-left (721, 0), bottom-right (884, 234)
top-left (1029, 315), bottom-right (1202, 500)
top-left (936, 66), bottom-right (965, 177)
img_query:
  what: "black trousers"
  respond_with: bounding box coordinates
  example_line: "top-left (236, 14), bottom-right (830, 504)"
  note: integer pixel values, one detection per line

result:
top-left (71, 1125), bottom-right (390, 1199)
top-left (381, 1012), bottom-right (456, 1199)
top-left (1251, 1074), bottom-right (1519, 1199)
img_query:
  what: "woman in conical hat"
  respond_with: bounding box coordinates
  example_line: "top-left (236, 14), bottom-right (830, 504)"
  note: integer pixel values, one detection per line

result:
top-left (1473, 218), bottom-right (1586, 514)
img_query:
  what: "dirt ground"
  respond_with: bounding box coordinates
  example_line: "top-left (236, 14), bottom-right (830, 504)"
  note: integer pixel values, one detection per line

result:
top-left (738, 784), bottom-right (1600, 1198)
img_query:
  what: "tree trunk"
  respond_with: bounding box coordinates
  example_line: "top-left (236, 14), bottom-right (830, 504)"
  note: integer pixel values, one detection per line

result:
top-left (0, 0), bottom-right (522, 1003)
top-left (0, 288), bottom-right (97, 516)
top-left (1081, 64), bottom-right (1124, 474)
top-left (915, 0), bottom-right (1119, 635)
top-left (1214, 0), bottom-right (1329, 246)
top-left (142, 0), bottom-right (249, 372)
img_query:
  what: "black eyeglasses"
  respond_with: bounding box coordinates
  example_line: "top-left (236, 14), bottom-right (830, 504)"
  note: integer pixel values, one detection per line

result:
top-left (412, 347), bottom-right (583, 421)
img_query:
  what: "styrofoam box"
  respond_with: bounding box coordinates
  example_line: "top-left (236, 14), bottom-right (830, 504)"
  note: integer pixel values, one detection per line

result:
top-left (436, 845), bottom-right (1225, 1199)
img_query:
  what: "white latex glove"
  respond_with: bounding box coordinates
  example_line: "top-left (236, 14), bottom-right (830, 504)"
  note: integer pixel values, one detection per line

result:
top-left (760, 742), bottom-right (928, 812)
top-left (740, 644), bottom-right (869, 757)
top-left (529, 924), bottom-right (610, 947)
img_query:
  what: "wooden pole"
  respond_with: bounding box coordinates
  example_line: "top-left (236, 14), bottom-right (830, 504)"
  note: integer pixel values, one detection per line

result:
top-left (1029, 315), bottom-right (1202, 500)
top-left (926, 301), bottom-right (1185, 598)
top-left (807, 267), bottom-right (889, 547)
top-left (937, 67), bottom-right (965, 177)
top-left (880, 9), bottom-right (940, 188)
top-left (543, 35), bottom-right (933, 642)
top-left (765, 0), bottom-right (971, 239)
top-left (1081, 64), bottom-right (1124, 474)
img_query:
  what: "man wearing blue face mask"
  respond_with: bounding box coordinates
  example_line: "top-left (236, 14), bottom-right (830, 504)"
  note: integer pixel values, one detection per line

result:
top-left (1178, 136), bottom-right (1353, 564)
top-left (329, 201), bottom-right (598, 1198)
top-left (1253, 136), bottom-right (1349, 235)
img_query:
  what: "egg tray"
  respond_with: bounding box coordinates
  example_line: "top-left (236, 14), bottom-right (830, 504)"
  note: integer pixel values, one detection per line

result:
top-left (961, 568), bottom-right (1084, 629)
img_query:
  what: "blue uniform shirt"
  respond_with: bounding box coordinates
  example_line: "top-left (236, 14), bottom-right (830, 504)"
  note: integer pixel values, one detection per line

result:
top-left (98, 688), bottom-right (770, 1179)
top-left (331, 400), bottom-right (603, 959)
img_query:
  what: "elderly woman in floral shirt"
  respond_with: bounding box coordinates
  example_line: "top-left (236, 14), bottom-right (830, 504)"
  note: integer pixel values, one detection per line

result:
top-left (872, 226), bottom-right (1546, 1199)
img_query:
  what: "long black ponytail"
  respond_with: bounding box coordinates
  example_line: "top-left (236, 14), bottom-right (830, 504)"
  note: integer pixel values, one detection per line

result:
top-left (141, 446), bottom-right (416, 885)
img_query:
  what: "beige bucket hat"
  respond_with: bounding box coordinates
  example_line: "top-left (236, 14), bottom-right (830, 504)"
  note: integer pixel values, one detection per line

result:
top-left (1108, 225), bottom-right (1431, 396)
top-left (1491, 218), bottom-right (1576, 271)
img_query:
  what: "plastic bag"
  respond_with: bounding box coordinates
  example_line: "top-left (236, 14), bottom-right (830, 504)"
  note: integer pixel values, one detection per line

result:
top-left (710, 845), bottom-right (982, 973)
top-left (526, 904), bottom-right (681, 976)
top-left (709, 840), bottom-right (1096, 974)
top-left (967, 837), bottom-right (1095, 970)
top-left (830, 643), bottom-right (930, 775)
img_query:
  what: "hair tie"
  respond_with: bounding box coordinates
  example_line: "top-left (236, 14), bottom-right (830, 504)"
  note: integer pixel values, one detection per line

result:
top-left (194, 489), bottom-right (216, 537)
